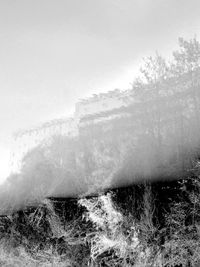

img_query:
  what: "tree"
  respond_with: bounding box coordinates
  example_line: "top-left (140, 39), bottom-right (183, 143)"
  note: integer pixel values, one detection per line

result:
top-left (172, 37), bottom-right (200, 75)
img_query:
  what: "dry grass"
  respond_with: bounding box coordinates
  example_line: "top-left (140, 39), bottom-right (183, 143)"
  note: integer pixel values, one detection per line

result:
top-left (1, 181), bottom-right (200, 266)
top-left (0, 199), bottom-right (91, 267)
top-left (0, 240), bottom-right (73, 267)
top-left (79, 192), bottom-right (162, 267)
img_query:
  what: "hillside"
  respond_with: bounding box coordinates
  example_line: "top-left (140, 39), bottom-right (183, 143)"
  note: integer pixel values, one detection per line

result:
top-left (1, 37), bottom-right (200, 266)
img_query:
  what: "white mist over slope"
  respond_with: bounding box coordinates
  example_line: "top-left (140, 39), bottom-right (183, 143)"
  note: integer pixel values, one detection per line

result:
top-left (0, 147), bottom-right (11, 184)
top-left (1, 0), bottom-right (200, 183)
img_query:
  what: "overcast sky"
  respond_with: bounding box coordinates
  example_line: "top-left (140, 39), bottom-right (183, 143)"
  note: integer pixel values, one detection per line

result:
top-left (0, 0), bottom-right (200, 182)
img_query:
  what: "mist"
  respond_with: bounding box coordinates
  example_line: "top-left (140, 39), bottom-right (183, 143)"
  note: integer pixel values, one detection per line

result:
top-left (1, 37), bottom-right (200, 214)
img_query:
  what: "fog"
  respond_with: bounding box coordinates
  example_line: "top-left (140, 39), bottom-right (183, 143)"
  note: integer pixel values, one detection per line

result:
top-left (0, 37), bottom-right (200, 213)
top-left (1, 0), bottom-right (200, 185)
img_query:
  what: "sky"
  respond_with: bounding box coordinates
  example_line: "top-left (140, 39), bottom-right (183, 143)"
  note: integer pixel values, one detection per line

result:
top-left (0, 0), bottom-right (200, 183)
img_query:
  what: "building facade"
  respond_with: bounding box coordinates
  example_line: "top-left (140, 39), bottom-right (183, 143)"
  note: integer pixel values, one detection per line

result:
top-left (11, 88), bottom-right (134, 172)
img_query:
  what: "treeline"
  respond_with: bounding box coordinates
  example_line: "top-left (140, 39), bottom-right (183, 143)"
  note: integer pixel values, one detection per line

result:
top-left (2, 37), bottom-right (200, 211)
top-left (78, 38), bottom-right (200, 190)
top-left (128, 37), bottom-right (200, 179)
top-left (1, 37), bottom-right (200, 266)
